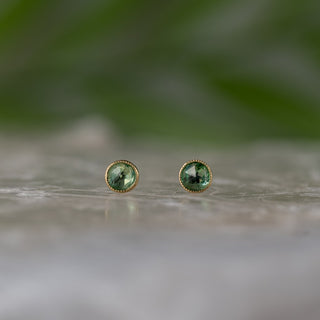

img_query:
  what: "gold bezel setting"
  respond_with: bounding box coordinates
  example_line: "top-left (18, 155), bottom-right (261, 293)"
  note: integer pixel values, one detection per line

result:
top-left (105, 160), bottom-right (139, 193)
top-left (179, 159), bottom-right (213, 193)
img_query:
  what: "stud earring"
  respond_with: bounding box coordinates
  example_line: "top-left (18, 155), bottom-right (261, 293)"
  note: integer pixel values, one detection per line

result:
top-left (105, 160), bottom-right (139, 193)
top-left (179, 160), bottom-right (213, 193)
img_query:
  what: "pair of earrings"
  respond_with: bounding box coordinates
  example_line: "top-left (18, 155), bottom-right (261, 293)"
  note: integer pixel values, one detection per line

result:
top-left (105, 160), bottom-right (213, 193)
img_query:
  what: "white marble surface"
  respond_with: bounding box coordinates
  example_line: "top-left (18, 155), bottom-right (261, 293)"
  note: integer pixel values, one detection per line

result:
top-left (1, 122), bottom-right (320, 320)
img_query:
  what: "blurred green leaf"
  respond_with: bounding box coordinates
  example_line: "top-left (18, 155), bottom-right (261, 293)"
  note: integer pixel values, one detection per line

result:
top-left (0, 0), bottom-right (319, 142)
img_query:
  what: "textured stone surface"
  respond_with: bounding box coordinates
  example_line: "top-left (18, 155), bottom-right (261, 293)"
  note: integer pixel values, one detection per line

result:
top-left (179, 161), bottom-right (212, 192)
top-left (0, 122), bottom-right (320, 320)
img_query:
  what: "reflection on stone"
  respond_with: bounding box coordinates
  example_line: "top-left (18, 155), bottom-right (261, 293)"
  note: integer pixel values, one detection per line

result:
top-left (105, 198), bottom-right (140, 225)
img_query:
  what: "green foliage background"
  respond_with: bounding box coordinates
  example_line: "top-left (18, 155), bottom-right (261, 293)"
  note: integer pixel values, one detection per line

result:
top-left (0, 0), bottom-right (320, 142)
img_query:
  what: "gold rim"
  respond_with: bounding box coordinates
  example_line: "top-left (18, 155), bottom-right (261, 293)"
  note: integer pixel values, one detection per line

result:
top-left (105, 160), bottom-right (139, 193)
top-left (179, 159), bottom-right (213, 193)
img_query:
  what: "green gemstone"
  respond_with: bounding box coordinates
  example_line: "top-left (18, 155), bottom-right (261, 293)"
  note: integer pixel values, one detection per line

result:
top-left (180, 161), bottom-right (212, 192)
top-left (106, 161), bottom-right (137, 192)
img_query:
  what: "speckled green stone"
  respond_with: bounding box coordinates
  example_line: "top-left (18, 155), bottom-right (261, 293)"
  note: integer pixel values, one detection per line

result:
top-left (180, 161), bottom-right (212, 192)
top-left (106, 162), bottom-right (137, 192)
